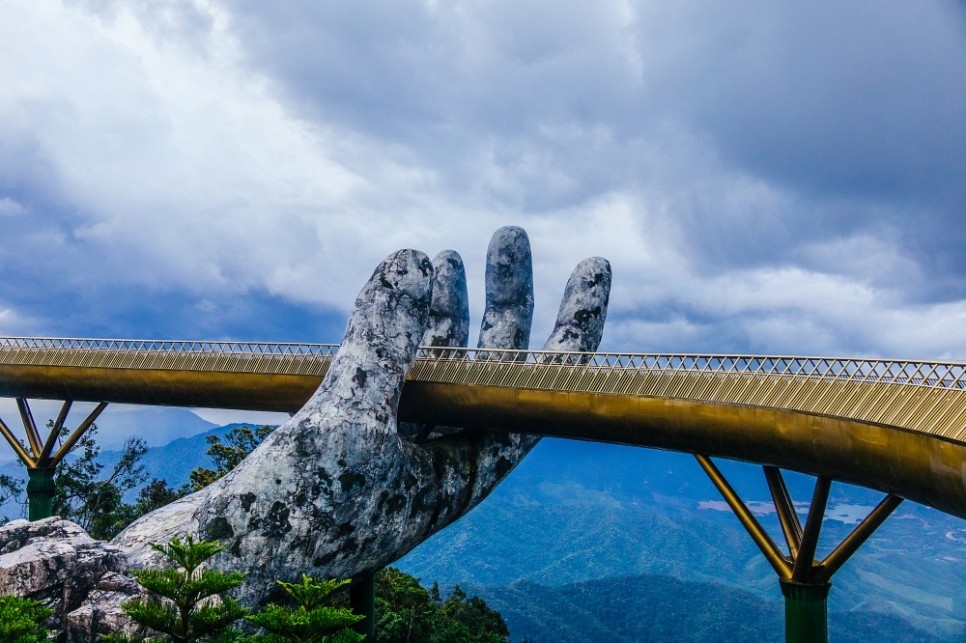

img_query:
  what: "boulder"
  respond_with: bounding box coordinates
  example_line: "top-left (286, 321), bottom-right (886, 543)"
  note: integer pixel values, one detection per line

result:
top-left (0, 517), bottom-right (142, 641)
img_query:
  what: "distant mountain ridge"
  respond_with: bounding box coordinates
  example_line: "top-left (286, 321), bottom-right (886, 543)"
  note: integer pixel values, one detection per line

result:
top-left (466, 574), bottom-right (948, 642)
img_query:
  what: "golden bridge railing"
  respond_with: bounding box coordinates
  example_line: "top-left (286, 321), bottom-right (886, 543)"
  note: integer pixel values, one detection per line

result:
top-left (1, 338), bottom-right (965, 444)
top-left (0, 337), bottom-right (339, 375)
top-left (409, 348), bottom-right (966, 445)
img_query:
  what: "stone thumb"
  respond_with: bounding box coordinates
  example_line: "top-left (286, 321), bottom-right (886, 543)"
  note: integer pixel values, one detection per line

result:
top-left (300, 249), bottom-right (434, 427)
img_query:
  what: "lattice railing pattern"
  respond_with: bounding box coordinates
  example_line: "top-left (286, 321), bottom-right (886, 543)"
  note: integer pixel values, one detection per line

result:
top-left (1, 338), bottom-right (964, 444)
top-left (0, 337), bottom-right (338, 376)
top-left (409, 349), bottom-right (966, 444)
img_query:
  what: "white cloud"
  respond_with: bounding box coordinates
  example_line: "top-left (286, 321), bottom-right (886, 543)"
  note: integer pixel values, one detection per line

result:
top-left (0, 198), bottom-right (26, 217)
top-left (0, 307), bottom-right (38, 337)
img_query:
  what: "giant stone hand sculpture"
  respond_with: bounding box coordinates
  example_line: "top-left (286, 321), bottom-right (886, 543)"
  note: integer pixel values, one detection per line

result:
top-left (105, 226), bottom-right (612, 607)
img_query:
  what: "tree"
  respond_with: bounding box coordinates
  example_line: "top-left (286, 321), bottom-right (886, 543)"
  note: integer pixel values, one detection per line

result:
top-left (189, 425), bottom-right (275, 491)
top-left (245, 575), bottom-right (364, 642)
top-left (375, 567), bottom-right (436, 643)
top-left (51, 422), bottom-right (154, 540)
top-left (434, 584), bottom-right (509, 643)
top-left (0, 595), bottom-right (53, 643)
top-left (110, 535), bottom-right (248, 642)
top-left (43, 420), bottom-right (188, 539)
top-left (374, 568), bottom-right (510, 643)
top-left (133, 478), bottom-right (185, 514)
top-left (0, 474), bottom-right (23, 524)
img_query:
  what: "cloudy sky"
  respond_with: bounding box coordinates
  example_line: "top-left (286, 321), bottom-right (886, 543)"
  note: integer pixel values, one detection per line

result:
top-left (2, 0), bottom-right (965, 365)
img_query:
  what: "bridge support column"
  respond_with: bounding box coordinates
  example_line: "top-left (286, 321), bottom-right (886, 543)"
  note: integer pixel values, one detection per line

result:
top-left (350, 571), bottom-right (376, 640)
top-left (694, 455), bottom-right (902, 643)
top-left (0, 399), bottom-right (107, 521)
top-left (26, 467), bottom-right (57, 521)
top-left (780, 580), bottom-right (830, 643)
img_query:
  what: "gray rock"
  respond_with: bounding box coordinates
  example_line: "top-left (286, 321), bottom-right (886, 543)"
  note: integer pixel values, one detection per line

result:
top-left (0, 517), bottom-right (142, 641)
top-left (424, 250), bottom-right (471, 351)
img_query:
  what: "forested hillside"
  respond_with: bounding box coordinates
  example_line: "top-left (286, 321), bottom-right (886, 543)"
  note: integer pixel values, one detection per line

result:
top-left (467, 574), bottom-right (947, 642)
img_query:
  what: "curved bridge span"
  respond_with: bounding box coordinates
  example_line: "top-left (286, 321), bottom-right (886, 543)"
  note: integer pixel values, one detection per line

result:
top-left (0, 337), bottom-right (964, 519)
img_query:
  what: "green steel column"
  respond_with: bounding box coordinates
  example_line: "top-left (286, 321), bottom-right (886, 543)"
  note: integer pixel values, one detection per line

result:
top-left (780, 580), bottom-right (831, 643)
top-left (350, 572), bottom-right (376, 640)
top-left (26, 467), bottom-right (57, 521)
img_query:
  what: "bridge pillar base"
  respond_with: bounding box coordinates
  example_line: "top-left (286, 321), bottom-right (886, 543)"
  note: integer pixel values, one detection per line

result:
top-left (27, 467), bottom-right (56, 521)
top-left (350, 571), bottom-right (376, 640)
top-left (780, 580), bottom-right (830, 643)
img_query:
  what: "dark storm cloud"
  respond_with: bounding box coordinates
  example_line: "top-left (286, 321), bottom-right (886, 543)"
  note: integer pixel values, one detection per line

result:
top-left (226, 1), bottom-right (965, 286)
top-left (646, 3), bottom-right (966, 279)
top-left (227, 0), bottom-right (647, 209)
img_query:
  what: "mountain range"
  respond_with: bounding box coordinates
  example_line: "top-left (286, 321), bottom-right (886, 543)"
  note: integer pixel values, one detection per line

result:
top-left (394, 439), bottom-right (965, 641)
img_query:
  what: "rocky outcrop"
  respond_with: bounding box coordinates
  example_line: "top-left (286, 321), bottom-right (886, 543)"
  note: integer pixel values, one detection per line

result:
top-left (0, 517), bottom-right (142, 641)
top-left (0, 227), bottom-right (612, 640)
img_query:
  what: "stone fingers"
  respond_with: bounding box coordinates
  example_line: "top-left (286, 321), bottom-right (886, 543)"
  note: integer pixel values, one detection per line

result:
top-left (422, 250), bottom-right (470, 352)
top-left (413, 228), bottom-right (538, 534)
top-left (426, 247), bottom-right (612, 532)
top-left (399, 251), bottom-right (471, 441)
top-left (477, 226), bottom-right (534, 352)
top-left (540, 256), bottom-right (612, 353)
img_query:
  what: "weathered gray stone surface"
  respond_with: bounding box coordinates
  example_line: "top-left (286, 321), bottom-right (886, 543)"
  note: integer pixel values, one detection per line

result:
top-left (424, 250), bottom-right (471, 350)
top-left (0, 227), bottom-right (611, 640)
top-left (0, 517), bottom-right (143, 641)
top-left (477, 226), bottom-right (534, 351)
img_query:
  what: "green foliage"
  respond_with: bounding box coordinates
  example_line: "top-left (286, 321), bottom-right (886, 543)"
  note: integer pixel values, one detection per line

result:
top-left (375, 567), bottom-right (436, 643)
top-left (375, 568), bottom-right (510, 643)
top-left (189, 425), bottom-right (274, 491)
top-left (0, 474), bottom-right (23, 524)
top-left (0, 595), bottom-right (53, 643)
top-left (245, 575), bottom-right (364, 642)
top-left (120, 535), bottom-right (247, 642)
top-left (131, 478), bottom-right (186, 515)
top-left (51, 422), bottom-right (155, 539)
top-left (434, 584), bottom-right (509, 643)
top-left (43, 421), bottom-right (187, 538)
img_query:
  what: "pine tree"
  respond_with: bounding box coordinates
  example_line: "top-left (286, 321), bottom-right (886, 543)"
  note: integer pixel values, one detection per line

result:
top-left (112, 535), bottom-right (248, 642)
top-left (245, 575), bottom-right (364, 642)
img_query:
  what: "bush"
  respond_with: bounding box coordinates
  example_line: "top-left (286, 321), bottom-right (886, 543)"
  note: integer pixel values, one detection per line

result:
top-left (0, 595), bottom-right (53, 643)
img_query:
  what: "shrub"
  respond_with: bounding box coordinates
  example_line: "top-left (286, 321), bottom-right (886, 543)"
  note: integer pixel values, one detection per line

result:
top-left (0, 595), bottom-right (53, 643)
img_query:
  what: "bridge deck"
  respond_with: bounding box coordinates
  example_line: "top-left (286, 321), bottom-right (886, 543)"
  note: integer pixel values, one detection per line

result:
top-left (0, 338), bottom-right (964, 518)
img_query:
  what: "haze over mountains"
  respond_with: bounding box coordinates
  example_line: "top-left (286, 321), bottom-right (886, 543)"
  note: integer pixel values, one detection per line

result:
top-left (0, 412), bottom-right (962, 641)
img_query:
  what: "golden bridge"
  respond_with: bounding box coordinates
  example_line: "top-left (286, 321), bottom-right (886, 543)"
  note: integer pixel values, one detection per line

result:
top-left (0, 336), bottom-right (964, 642)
